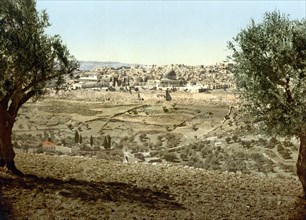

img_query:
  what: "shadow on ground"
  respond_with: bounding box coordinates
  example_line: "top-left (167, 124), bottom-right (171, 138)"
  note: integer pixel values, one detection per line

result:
top-left (0, 174), bottom-right (184, 210)
top-left (0, 183), bottom-right (12, 220)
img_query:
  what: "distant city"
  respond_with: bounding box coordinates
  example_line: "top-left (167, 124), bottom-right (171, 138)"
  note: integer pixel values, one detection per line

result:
top-left (56, 61), bottom-right (235, 93)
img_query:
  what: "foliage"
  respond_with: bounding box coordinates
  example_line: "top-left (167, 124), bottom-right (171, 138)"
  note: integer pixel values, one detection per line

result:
top-left (228, 11), bottom-right (306, 137)
top-left (35, 147), bottom-right (43, 154)
top-left (241, 140), bottom-right (252, 149)
top-left (79, 135), bottom-right (82, 144)
top-left (232, 135), bottom-right (239, 143)
top-left (0, 0), bottom-right (79, 112)
top-left (225, 137), bottom-right (231, 144)
top-left (180, 151), bottom-right (188, 161)
top-left (138, 133), bottom-right (147, 142)
top-left (103, 135), bottom-right (111, 150)
top-left (163, 152), bottom-right (178, 162)
top-left (90, 135), bottom-right (94, 146)
top-left (277, 144), bottom-right (292, 160)
top-left (74, 130), bottom-right (79, 144)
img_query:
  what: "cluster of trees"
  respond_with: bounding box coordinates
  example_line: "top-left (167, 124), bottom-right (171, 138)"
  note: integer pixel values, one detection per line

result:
top-left (74, 130), bottom-right (112, 150)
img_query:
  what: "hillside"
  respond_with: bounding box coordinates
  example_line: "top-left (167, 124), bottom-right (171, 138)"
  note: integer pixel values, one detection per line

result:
top-left (79, 61), bottom-right (140, 71)
top-left (13, 91), bottom-right (299, 180)
top-left (0, 153), bottom-right (305, 219)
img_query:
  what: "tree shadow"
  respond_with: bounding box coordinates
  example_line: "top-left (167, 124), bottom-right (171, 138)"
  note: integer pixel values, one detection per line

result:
top-left (0, 181), bottom-right (12, 220)
top-left (292, 196), bottom-right (306, 220)
top-left (0, 174), bottom-right (184, 211)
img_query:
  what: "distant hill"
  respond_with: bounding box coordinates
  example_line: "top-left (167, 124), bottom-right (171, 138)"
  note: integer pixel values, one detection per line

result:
top-left (79, 61), bottom-right (142, 71)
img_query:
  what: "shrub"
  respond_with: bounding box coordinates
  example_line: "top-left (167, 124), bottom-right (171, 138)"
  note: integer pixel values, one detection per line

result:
top-left (35, 147), bottom-right (44, 154)
top-left (258, 137), bottom-right (268, 147)
top-left (139, 133), bottom-right (147, 142)
top-left (197, 141), bottom-right (206, 151)
top-left (191, 143), bottom-right (198, 150)
top-left (283, 139), bottom-right (295, 149)
top-left (180, 152), bottom-right (188, 161)
top-left (241, 140), bottom-right (252, 149)
top-left (266, 137), bottom-right (278, 149)
top-left (251, 153), bottom-right (266, 163)
top-left (233, 151), bottom-right (247, 160)
top-left (157, 135), bottom-right (164, 141)
top-left (264, 150), bottom-right (277, 159)
top-left (163, 152), bottom-right (178, 162)
top-left (190, 155), bottom-right (199, 163)
top-left (225, 137), bottom-right (231, 144)
top-left (194, 161), bottom-right (204, 168)
top-left (232, 135), bottom-right (239, 142)
top-left (201, 147), bottom-right (212, 158)
top-left (277, 144), bottom-right (292, 160)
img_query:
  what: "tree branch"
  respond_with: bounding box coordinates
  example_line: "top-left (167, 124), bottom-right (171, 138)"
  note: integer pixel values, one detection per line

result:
top-left (284, 76), bottom-right (294, 103)
top-left (8, 90), bottom-right (36, 118)
top-left (21, 67), bottom-right (77, 93)
top-left (18, 90), bottom-right (36, 109)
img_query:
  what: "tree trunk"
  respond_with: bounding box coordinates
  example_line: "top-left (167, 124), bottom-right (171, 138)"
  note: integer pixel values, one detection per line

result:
top-left (297, 133), bottom-right (306, 197)
top-left (0, 107), bottom-right (23, 176)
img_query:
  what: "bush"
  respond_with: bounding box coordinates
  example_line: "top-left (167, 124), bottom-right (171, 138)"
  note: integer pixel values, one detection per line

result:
top-left (180, 152), bottom-right (188, 161)
top-left (197, 141), bottom-right (206, 151)
top-left (277, 144), bottom-right (292, 160)
top-left (35, 147), bottom-right (44, 154)
top-left (157, 135), bottom-right (164, 141)
top-left (264, 150), bottom-right (277, 159)
top-left (266, 137), bottom-right (278, 149)
top-left (278, 163), bottom-right (296, 174)
top-left (201, 147), bottom-right (212, 158)
top-left (241, 140), bottom-right (252, 149)
top-left (258, 137), bottom-right (268, 147)
top-left (190, 155), bottom-right (199, 163)
top-left (225, 137), bottom-right (231, 144)
top-left (283, 139), bottom-right (295, 149)
top-left (163, 152), bottom-right (178, 162)
top-left (232, 135), bottom-right (239, 142)
top-left (233, 151), bottom-right (247, 160)
top-left (193, 161), bottom-right (204, 168)
top-left (251, 153), bottom-right (266, 163)
top-left (139, 133), bottom-right (147, 142)
top-left (223, 157), bottom-right (238, 172)
top-left (191, 143), bottom-right (198, 151)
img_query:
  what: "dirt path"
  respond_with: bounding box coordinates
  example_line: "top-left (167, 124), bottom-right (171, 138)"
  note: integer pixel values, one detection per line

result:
top-left (1, 153), bottom-right (305, 219)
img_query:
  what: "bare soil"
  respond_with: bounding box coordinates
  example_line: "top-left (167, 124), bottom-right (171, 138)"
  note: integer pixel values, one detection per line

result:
top-left (1, 153), bottom-right (305, 219)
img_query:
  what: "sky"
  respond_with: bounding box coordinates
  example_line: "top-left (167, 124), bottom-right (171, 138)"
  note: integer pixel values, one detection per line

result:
top-left (36, 0), bottom-right (306, 66)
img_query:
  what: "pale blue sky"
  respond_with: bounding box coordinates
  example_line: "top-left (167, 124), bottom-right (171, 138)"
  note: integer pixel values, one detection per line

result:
top-left (37, 0), bottom-right (305, 65)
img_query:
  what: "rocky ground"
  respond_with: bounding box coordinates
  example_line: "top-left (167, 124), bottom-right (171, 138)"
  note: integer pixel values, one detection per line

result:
top-left (1, 153), bottom-right (306, 219)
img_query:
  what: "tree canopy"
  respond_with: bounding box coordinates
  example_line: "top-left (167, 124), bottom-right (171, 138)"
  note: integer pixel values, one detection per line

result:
top-left (0, 0), bottom-right (79, 115)
top-left (228, 11), bottom-right (306, 137)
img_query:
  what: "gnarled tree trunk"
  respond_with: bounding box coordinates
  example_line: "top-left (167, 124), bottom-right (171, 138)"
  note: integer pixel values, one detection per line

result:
top-left (0, 106), bottom-right (23, 176)
top-left (297, 133), bottom-right (306, 196)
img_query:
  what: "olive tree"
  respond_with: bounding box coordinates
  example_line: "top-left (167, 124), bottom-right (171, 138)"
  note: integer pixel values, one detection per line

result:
top-left (228, 11), bottom-right (306, 194)
top-left (0, 0), bottom-right (78, 175)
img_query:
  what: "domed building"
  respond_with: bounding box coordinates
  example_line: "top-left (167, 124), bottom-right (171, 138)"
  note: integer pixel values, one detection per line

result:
top-left (163, 69), bottom-right (177, 80)
top-left (161, 69), bottom-right (186, 87)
